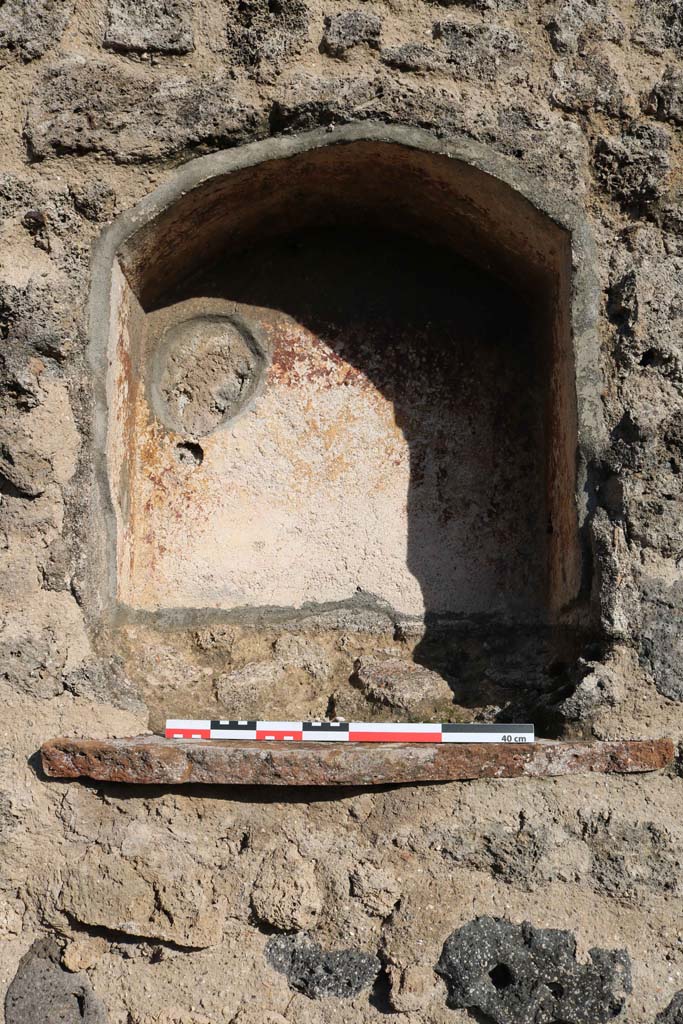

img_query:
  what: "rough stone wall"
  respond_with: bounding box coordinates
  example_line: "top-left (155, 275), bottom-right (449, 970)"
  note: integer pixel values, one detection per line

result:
top-left (2, 1), bottom-right (683, 1022)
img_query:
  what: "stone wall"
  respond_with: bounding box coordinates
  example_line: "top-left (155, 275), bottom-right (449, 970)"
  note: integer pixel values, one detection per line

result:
top-left (1, 0), bottom-right (683, 1022)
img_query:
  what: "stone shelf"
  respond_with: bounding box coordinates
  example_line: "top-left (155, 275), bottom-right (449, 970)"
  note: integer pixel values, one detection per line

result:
top-left (40, 736), bottom-right (674, 787)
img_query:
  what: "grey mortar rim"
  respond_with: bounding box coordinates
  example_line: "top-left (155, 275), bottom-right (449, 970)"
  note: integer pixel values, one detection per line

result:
top-left (87, 121), bottom-right (603, 626)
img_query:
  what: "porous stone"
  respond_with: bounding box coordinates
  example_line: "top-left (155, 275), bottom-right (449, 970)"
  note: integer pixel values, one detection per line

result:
top-left (543, 0), bottom-right (625, 54)
top-left (152, 315), bottom-right (266, 436)
top-left (251, 846), bottom-right (322, 930)
top-left (593, 123), bottom-right (671, 209)
top-left (380, 42), bottom-right (444, 73)
top-left (645, 66), bottom-right (683, 125)
top-left (352, 655), bottom-right (453, 710)
top-left (321, 11), bottom-right (382, 58)
top-left (25, 59), bottom-right (264, 163)
top-left (632, 0), bottom-right (683, 55)
top-left (550, 55), bottom-right (627, 116)
top-left (104, 0), bottom-right (194, 55)
top-left (5, 938), bottom-right (108, 1024)
top-left (39, 735), bottom-right (674, 786)
top-left (265, 933), bottom-right (380, 998)
top-left (349, 861), bottom-right (401, 916)
top-left (0, 0), bottom-right (74, 61)
top-left (224, 0), bottom-right (309, 78)
top-left (639, 579), bottom-right (683, 700)
top-left (436, 917), bottom-right (632, 1023)
top-left (432, 20), bottom-right (520, 79)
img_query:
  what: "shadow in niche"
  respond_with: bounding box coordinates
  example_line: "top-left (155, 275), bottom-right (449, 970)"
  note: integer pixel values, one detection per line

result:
top-left (158, 223), bottom-right (587, 720)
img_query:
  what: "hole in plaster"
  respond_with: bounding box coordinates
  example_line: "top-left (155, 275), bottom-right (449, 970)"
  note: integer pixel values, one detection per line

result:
top-left (174, 441), bottom-right (204, 466)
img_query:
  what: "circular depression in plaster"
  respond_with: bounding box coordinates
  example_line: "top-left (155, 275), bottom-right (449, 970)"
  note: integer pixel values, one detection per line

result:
top-left (150, 313), bottom-right (268, 436)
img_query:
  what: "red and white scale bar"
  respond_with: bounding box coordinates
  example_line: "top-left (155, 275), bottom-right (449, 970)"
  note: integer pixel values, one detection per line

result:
top-left (165, 720), bottom-right (535, 744)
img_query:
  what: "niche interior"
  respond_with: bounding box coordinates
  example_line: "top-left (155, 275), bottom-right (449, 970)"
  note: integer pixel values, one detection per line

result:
top-left (93, 127), bottom-right (598, 715)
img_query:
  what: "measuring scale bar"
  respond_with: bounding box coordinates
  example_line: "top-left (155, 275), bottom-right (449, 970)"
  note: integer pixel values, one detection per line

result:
top-left (165, 720), bottom-right (535, 744)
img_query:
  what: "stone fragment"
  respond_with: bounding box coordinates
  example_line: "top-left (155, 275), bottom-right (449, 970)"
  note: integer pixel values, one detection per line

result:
top-left (387, 963), bottom-right (441, 1013)
top-left (639, 579), bottom-right (683, 700)
top-left (5, 938), bottom-right (108, 1024)
top-left (273, 635), bottom-right (332, 681)
top-left (380, 42), bottom-right (444, 72)
top-left (657, 991), bottom-right (683, 1024)
top-left (40, 735), bottom-right (674, 786)
top-left (0, 428), bottom-right (52, 497)
top-left (104, 0), bottom-right (194, 54)
top-left (432, 20), bottom-right (520, 79)
top-left (214, 660), bottom-right (286, 711)
top-left (61, 937), bottom-right (108, 973)
top-left (436, 917), bottom-right (632, 1024)
top-left (0, 0), bottom-right (74, 61)
top-left (632, 0), bottom-right (683, 55)
top-left (550, 55), bottom-right (627, 117)
top-left (26, 58), bottom-right (264, 163)
top-left (350, 861), bottom-right (401, 916)
top-left (0, 625), bottom-right (65, 698)
top-left (70, 183), bottom-right (117, 223)
top-left (645, 66), bottom-right (683, 126)
top-left (321, 10), bottom-right (382, 57)
top-left (543, 0), bottom-right (624, 54)
top-left (593, 123), bottom-right (670, 209)
top-left (265, 933), bottom-right (380, 998)
top-left (251, 846), bottom-right (322, 931)
top-left (60, 846), bottom-right (227, 948)
top-left (224, 0), bottom-right (309, 79)
top-left (425, 0), bottom-right (525, 8)
top-left (352, 655), bottom-right (453, 710)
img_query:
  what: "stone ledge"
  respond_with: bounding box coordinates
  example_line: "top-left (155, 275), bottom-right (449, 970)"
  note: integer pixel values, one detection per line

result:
top-left (40, 736), bottom-right (674, 787)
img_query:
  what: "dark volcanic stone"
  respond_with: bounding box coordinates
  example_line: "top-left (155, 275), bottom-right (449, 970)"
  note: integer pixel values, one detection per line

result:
top-left (321, 11), bottom-right (382, 57)
top-left (657, 990), bottom-right (683, 1023)
top-left (265, 933), bottom-right (380, 999)
top-left (104, 0), bottom-right (194, 54)
top-left (436, 917), bottom-right (632, 1024)
top-left (5, 939), bottom-right (108, 1024)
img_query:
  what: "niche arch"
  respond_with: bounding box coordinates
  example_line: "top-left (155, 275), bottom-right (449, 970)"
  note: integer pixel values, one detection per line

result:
top-left (89, 123), bottom-right (602, 637)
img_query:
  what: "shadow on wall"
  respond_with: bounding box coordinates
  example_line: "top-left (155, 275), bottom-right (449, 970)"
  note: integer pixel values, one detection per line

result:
top-left (153, 222), bottom-right (585, 709)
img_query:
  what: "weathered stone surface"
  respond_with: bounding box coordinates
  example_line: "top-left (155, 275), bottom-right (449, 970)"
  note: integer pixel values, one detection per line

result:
top-left (104, 0), bottom-right (194, 55)
top-left (432, 19), bottom-right (520, 79)
top-left (352, 655), bottom-right (454, 710)
top-left (380, 42), bottom-right (444, 73)
top-left (594, 123), bottom-right (671, 209)
top-left (645, 66), bottom-right (683, 125)
top-left (437, 917), bottom-right (632, 1023)
top-left (321, 11), bottom-right (382, 58)
top-left (25, 59), bottom-right (264, 163)
top-left (632, 0), bottom-right (683, 55)
top-left (265, 933), bottom-right (380, 998)
top-left (224, 0), bottom-right (309, 79)
top-left (40, 735), bottom-right (674, 786)
top-left (251, 846), bottom-right (322, 930)
top-left (543, 0), bottom-right (624, 54)
top-left (0, 0), bottom-right (74, 61)
top-left (5, 938), bottom-right (108, 1024)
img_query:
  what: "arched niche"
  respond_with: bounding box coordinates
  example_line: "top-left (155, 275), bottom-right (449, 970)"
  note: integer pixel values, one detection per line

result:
top-left (89, 124), bottom-right (602, 644)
